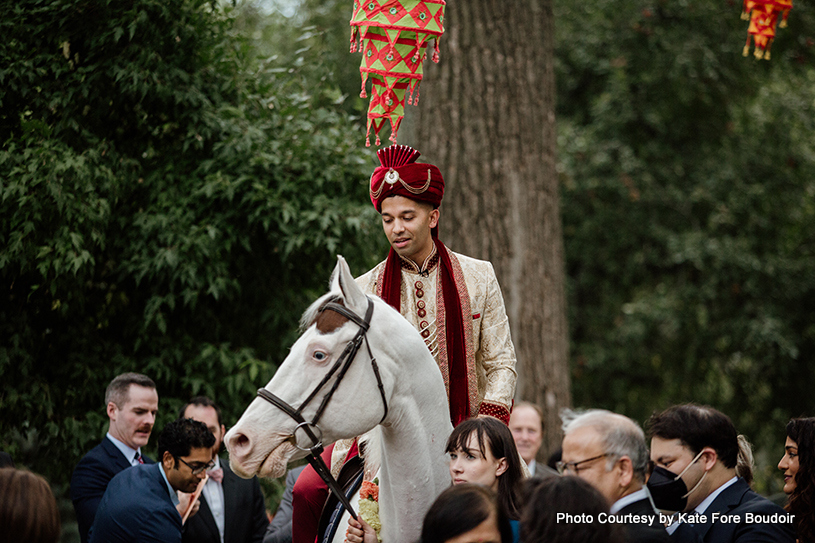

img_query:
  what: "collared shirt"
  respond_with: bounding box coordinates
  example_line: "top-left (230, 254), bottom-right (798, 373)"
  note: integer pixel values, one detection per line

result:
top-left (666, 476), bottom-right (739, 534)
top-left (695, 476), bottom-right (738, 515)
top-left (611, 488), bottom-right (649, 515)
top-left (159, 464), bottom-right (181, 507)
top-left (527, 460), bottom-right (537, 476)
top-left (106, 433), bottom-right (143, 466)
top-left (202, 456), bottom-right (226, 543)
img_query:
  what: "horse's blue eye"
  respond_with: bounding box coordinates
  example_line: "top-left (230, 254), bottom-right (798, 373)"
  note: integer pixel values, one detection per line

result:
top-left (313, 351), bottom-right (327, 361)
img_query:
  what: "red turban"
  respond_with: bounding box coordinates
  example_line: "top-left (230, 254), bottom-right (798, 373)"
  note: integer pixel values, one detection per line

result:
top-left (369, 145), bottom-right (444, 212)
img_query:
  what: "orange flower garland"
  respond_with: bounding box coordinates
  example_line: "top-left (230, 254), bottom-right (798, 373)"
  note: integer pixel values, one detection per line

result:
top-left (358, 478), bottom-right (382, 542)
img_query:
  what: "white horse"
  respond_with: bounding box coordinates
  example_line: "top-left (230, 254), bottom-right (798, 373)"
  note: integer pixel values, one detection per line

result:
top-left (226, 255), bottom-right (453, 543)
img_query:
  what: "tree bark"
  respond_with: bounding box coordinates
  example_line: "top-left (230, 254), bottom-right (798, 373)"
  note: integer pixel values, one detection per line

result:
top-left (404, 0), bottom-right (570, 457)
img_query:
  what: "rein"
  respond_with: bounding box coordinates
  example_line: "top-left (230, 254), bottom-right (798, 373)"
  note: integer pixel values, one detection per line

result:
top-left (256, 298), bottom-right (388, 520)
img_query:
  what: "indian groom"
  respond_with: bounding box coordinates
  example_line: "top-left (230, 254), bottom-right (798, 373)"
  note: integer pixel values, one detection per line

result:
top-left (292, 145), bottom-right (518, 543)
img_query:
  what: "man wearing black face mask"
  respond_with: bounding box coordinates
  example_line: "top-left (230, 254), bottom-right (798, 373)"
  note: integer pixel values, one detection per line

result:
top-left (646, 404), bottom-right (794, 543)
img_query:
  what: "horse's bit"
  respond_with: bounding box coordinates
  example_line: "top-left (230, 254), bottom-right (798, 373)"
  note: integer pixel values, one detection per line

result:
top-left (256, 298), bottom-right (389, 520)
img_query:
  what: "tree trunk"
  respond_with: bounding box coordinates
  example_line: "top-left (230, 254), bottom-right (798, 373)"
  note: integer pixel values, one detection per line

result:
top-left (404, 0), bottom-right (570, 457)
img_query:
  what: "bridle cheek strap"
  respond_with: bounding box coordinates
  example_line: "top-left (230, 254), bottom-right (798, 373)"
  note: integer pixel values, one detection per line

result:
top-left (255, 298), bottom-right (388, 521)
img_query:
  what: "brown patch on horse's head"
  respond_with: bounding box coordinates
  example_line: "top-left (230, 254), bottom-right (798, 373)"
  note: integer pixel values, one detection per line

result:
top-left (314, 299), bottom-right (349, 334)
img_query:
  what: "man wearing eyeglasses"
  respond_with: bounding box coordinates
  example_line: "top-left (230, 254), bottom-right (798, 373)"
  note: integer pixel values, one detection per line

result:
top-left (560, 409), bottom-right (670, 543)
top-left (181, 396), bottom-right (269, 543)
top-left (89, 418), bottom-right (216, 543)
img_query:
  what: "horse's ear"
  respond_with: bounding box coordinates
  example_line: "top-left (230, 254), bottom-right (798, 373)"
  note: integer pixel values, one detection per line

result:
top-left (333, 255), bottom-right (367, 314)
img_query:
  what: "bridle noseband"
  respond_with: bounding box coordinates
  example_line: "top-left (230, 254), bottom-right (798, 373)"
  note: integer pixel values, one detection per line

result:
top-left (256, 298), bottom-right (388, 520)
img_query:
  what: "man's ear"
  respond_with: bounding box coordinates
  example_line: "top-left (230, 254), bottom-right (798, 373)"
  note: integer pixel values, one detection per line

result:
top-left (429, 208), bottom-right (440, 229)
top-left (106, 402), bottom-right (118, 420)
top-left (162, 451), bottom-right (175, 470)
top-left (495, 457), bottom-right (508, 478)
top-left (618, 456), bottom-right (634, 487)
top-left (701, 447), bottom-right (718, 471)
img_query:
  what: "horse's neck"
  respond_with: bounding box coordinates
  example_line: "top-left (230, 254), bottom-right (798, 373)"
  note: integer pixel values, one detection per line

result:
top-left (330, 406), bottom-right (450, 543)
top-left (376, 387), bottom-right (452, 543)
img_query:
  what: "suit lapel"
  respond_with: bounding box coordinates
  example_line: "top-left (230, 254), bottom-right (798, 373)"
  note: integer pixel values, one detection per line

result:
top-left (619, 498), bottom-right (657, 517)
top-left (195, 491), bottom-right (222, 541)
top-left (221, 461), bottom-right (237, 543)
top-left (102, 437), bottom-right (134, 472)
top-left (692, 478), bottom-right (748, 540)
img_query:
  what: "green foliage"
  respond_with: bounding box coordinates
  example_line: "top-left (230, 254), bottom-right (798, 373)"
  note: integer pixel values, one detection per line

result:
top-left (0, 0), bottom-right (384, 529)
top-left (230, 0), bottom-right (368, 116)
top-left (558, 0), bottom-right (815, 493)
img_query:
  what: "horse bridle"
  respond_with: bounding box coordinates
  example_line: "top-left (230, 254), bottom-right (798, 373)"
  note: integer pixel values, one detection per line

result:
top-left (256, 298), bottom-right (388, 520)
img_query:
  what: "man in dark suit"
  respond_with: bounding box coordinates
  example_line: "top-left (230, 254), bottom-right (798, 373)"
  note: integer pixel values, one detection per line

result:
top-left (647, 404), bottom-right (795, 543)
top-left (71, 372), bottom-right (160, 543)
top-left (181, 397), bottom-right (269, 543)
top-left (89, 418), bottom-right (216, 543)
top-left (560, 409), bottom-right (671, 543)
top-left (264, 465), bottom-right (306, 543)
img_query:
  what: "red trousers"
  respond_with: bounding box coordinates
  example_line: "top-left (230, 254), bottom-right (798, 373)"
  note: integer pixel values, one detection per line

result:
top-left (291, 440), bottom-right (360, 543)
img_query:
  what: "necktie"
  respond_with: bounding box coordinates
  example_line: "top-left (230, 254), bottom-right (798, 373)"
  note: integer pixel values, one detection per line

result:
top-left (134, 452), bottom-right (144, 465)
top-left (207, 468), bottom-right (224, 483)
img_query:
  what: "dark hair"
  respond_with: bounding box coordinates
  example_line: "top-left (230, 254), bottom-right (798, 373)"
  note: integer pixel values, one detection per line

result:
top-left (445, 417), bottom-right (524, 520)
top-left (520, 476), bottom-right (625, 543)
top-left (158, 418), bottom-right (215, 460)
top-left (0, 468), bottom-right (61, 543)
top-left (786, 417), bottom-right (815, 543)
top-left (420, 484), bottom-right (513, 543)
top-left (646, 404), bottom-right (738, 468)
top-left (179, 396), bottom-right (223, 427)
top-left (0, 452), bottom-right (14, 468)
top-left (105, 372), bottom-right (156, 408)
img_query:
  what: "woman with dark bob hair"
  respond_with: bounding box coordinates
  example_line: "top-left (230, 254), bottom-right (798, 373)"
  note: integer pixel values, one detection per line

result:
top-left (420, 483), bottom-right (513, 543)
top-left (445, 417), bottom-right (524, 522)
top-left (778, 417), bottom-right (815, 543)
top-left (348, 418), bottom-right (524, 543)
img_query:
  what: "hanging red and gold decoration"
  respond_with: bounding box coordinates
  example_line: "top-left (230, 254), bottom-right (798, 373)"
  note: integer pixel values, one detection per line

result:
top-left (349, 0), bottom-right (446, 146)
top-left (741, 0), bottom-right (793, 60)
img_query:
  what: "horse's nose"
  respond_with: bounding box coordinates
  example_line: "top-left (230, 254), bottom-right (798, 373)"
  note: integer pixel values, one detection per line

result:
top-left (225, 428), bottom-right (254, 461)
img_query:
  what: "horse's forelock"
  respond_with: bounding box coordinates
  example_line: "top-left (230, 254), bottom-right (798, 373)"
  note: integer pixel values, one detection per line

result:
top-left (314, 301), bottom-right (350, 334)
top-left (298, 294), bottom-right (349, 334)
top-left (299, 293), bottom-right (334, 332)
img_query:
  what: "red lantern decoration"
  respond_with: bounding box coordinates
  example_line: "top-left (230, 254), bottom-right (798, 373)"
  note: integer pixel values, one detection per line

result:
top-left (742, 0), bottom-right (792, 60)
top-left (349, 0), bottom-right (446, 147)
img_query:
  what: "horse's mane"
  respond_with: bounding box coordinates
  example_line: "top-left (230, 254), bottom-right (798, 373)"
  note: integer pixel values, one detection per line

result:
top-left (359, 427), bottom-right (382, 480)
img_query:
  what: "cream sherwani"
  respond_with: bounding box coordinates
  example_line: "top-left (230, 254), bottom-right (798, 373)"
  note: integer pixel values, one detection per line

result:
top-left (355, 249), bottom-right (517, 421)
top-left (330, 249), bottom-right (518, 475)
